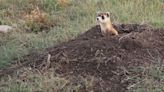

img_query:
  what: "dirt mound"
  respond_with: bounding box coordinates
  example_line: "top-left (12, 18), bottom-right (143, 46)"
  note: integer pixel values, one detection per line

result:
top-left (1, 24), bottom-right (164, 92)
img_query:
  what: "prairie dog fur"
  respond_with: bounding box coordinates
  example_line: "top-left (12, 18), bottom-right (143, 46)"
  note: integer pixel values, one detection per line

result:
top-left (96, 12), bottom-right (118, 35)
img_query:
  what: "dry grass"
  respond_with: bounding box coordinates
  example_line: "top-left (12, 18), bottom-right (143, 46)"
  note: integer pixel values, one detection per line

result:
top-left (0, 67), bottom-right (96, 92)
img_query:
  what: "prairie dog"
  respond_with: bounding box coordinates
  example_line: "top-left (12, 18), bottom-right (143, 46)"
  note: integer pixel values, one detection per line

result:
top-left (96, 12), bottom-right (118, 35)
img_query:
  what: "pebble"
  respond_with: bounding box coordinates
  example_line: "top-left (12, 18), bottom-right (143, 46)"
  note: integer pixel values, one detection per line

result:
top-left (0, 25), bottom-right (13, 33)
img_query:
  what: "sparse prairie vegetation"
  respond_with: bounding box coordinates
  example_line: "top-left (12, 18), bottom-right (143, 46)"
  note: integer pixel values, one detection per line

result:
top-left (0, 0), bottom-right (164, 92)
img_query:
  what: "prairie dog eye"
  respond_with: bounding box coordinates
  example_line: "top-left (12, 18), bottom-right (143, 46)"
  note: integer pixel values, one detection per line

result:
top-left (106, 13), bottom-right (109, 17)
top-left (101, 15), bottom-right (104, 20)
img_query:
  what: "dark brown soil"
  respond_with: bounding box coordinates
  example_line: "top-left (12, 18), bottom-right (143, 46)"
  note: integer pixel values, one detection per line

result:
top-left (0, 24), bottom-right (164, 92)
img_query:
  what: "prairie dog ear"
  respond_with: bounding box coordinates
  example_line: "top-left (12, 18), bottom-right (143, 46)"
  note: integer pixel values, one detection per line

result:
top-left (96, 11), bottom-right (100, 15)
top-left (106, 12), bottom-right (110, 17)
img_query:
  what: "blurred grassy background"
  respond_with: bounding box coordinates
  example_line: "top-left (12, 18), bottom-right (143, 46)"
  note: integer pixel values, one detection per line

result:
top-left (0, 0), bottom-right (164, 92)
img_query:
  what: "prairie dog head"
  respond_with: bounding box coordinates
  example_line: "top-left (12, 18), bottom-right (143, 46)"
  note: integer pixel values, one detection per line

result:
top-left (96, 12), bottom-right (111, 24)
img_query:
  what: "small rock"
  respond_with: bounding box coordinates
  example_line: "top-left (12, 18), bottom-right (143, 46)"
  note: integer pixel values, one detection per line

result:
top-left (0, 25), bottom-right (13, 33)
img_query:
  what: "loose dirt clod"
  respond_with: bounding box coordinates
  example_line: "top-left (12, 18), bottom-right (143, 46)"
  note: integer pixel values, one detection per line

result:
top-left (0, 24), bottom-right (164, 92)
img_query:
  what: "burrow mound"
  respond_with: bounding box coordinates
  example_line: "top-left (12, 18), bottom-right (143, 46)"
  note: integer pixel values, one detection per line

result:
top-left (1, 24), bottom-right (164, 92)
